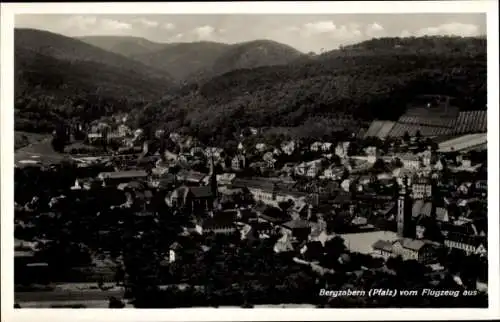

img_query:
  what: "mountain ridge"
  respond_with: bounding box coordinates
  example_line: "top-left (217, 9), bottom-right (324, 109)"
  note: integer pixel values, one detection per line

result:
top-left (128, 35), bottom-right (486, 145)
top-left (14, 28), bottom-right (176, 133)
top-left (79, 35), bottom-right (307, 82)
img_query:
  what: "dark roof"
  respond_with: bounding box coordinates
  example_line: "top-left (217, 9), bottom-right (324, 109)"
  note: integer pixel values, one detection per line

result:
top-left (99, 170), bottom-right (148, 179)
top-left (190, 186), bottom-right (213, 198)
top-left (127, 181), bottom-right (145, 190)
top-left (259, 214), bottom-right (287, 224)
top-left (445, 232), bottom-right (487, 248)
top-left (254, 203), bottom-right (269, 214)
top-left (177, 170), bottom-right (206, 182)
top-left (201, 218), bottom-right (235, 229)
top-left (169, 242), bottom-right (183, 250)
top-left (372, 240), bottom-right (394, 252)
top-left (282, 219), bottom-right (311, 230)
top-left (233, 178), bottom-right (275, 191)
top-left (395, 238), bottom-right (434, 251)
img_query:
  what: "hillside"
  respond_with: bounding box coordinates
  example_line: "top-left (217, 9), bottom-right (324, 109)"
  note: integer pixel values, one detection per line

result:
top-left (79, 35), bottom-right (166, 57)
top-left (15, 29), bottom-right (176, 133)
top-left (192, 40), bottom-right (307, 81)
top-left (131, 41), bottom-right (231, 82)
top-left (130, 36), bottom-right (486, 146)
top-left (84, 37), bottom-right (306, 82)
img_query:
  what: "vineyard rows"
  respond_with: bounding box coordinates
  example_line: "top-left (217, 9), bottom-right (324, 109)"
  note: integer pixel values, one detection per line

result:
top-left (387, 123), bottom-right (453, 137)
top-left (454, 111), bottom-right (487, 134)
top-left (398, 115), bottom-right (456, 128)
top-left (363, 110), bottom-right (486, 140)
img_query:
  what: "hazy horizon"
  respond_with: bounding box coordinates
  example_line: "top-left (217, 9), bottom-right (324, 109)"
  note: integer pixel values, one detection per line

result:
top-left (15, 14), bottom-right (486, 53)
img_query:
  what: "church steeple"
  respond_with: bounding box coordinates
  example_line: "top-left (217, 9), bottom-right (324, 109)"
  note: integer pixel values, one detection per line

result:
top-left (209, 154), bottom-right (218, 199)
top-left (397, 175), bottom-right (413, 238)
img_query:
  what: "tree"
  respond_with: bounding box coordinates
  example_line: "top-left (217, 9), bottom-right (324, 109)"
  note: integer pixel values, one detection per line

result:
top-left (108, 296), bottom-right (126, 308)
top-left (415, 130), bottom-right (422, 141)
top-left (403, 131), bottom-right (411, 142)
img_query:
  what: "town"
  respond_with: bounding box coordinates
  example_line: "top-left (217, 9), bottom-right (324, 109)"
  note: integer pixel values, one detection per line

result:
top-left (14, 101), bottom-right (488, 308)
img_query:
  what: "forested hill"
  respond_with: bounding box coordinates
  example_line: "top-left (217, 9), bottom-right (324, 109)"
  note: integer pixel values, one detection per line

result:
top-left (81, 37), bottom-right (306, 82)
top-left (130, 36), bottom-right (486, 145)
top-left (15, 28), bottom-right (176, 133)
top-left (130, 41), bottom-right (231, 82)
top-left (78, 35), bottom-right (166, 57)
top-left (189, 39), bottom-right (307, 82)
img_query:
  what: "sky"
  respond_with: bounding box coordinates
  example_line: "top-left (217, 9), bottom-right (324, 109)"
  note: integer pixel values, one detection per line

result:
top-left (15, 13), bottom-right (486, 53)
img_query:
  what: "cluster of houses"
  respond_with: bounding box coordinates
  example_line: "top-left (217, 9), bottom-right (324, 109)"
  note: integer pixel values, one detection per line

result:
top-left (15, 124), bottom-right (488, 292)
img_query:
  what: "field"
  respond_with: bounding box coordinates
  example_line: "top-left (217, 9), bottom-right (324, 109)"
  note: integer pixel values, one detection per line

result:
top-left (15, 137), bottom-right (68, 167)
top-left (438, 133), bottom-right (487, 152)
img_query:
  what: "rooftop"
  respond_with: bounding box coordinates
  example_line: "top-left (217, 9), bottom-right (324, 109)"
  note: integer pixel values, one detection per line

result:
top-left (98, 170), bottom-right (148, 180)
top-left (190, 186), bottom-right (213, 198)
top-left (282, 219), bottom-right (311, 230)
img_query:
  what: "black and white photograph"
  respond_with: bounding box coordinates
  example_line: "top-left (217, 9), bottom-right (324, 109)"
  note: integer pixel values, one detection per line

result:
top-left (1, 1), bottom-right (499, 321)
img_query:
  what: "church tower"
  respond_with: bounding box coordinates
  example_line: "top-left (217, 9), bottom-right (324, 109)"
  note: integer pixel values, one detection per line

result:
top-left (209, 154), bottom-right (218, 199)
top-left (397, 176), bottom-right (413, 238)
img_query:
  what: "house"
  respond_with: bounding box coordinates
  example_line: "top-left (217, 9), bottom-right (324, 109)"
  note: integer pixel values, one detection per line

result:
top-left (169, 132), bottom-right (181, 143)
top-left (372, 240), bottom-right (394, 260)
top-left (321, 142), bottom-right (333, 152)
top-left (372, 238), bottom-right (438, 264)
top-left (444, 231), bottom-right (487, 257)
top-left (281, 141), bottom-right (296, 155)
top-left (238, 223), bottom-right (259, 241)
top-left (310, 142), bottom-right (323, 152)
top-left (149, 172), bottom-right (176, 190)
top-left (215, 173), bottom-right (237, 186)
top-left (232, 178), bottom-right (306, 207)
top-left (335, 142), bottom-right (350, 158)
top-left (295, 159), bottom-right (324, 178)
top-left (168, 242), bottom-right (183, 263)
top-left (412, 177), bottom-right (433, 199)
top-left (262, 152), bottom-right (277, 169)
top-left (255, 143), bottom-right (267, 152)
top-left (263, 151), bottom-right (274, 162)
top-left (280, 219), bottom-right (312, 242)
top-left (364, 146), bottom-right (379, 163)
top-left (205, 147), bottom-right (224, 159)
top-left (281, 163), bottom-right (296, 176)
top-left (195, 217), bottom-right (237, 235)
top-left (175, 170), bottom-right (206, 185)
top-left (273, 233), bottom-right (295, 253)
top-left (351, 216), bottom-right (368, 227)
top-left (190, 146), bottom-right (205, 157)
top-left (98, 170), bottom-right (148, 186)
top-left (232, 155), bottom-right (246, 171)
top-left (71, 178), bottom-right (99, 190)
top-left (166, 185), bottom-right (214, 213)
top-left (398, 153), bottom-right (422, 169)
top-left (87, 132), bottom-right (103, 140)
top-left (322, 166), bottom-right (344, 180)
top-left (435, 207), bottom-right (450, 223)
